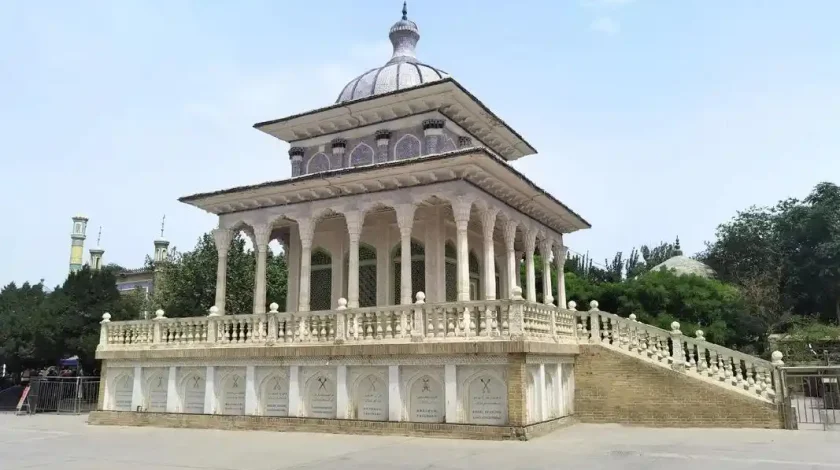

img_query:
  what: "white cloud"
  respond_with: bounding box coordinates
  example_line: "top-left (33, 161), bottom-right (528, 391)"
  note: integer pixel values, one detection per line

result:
top-left (590, 17), bottom-right (621, 35)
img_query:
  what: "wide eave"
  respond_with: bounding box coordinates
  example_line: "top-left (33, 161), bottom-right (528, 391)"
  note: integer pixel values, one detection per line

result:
top-left (179, 148), bottom-right (590, 234)
top-left (253, 78), bottom-right (537, 162)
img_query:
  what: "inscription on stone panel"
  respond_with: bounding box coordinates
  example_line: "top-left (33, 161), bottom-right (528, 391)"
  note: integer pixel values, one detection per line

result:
top-left (357, 376), bottom-right (387, 421)
top-left (468, 376), bottom-right (506, 425)
top-left (263, 376), bottom-right (289, 416)
top-left (408, 375), bottom-right (444, 423)
top-left (221, 375), bottom-right (245, 415)
top-left (148, 375), bottom-right (168, 412)
top-left (306, 375), bottom-right (336, 418)
top-left (114, 375), bottom-right (133, 411)
top-left (183, 374), bottom-right (206, 414)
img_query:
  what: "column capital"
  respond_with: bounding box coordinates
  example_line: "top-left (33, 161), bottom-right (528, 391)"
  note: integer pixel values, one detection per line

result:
top-left (554, 243), bottom-right (568, 265)
top-left (503, 219), bottom-right (517, 250)
top-left (480, 207), bottom-right (499, 238)
top-left (523, 226), bottom-right (537, 254)
top-left (212, 228), bottom-right (234, 254)
top-left (344, 210), bottom-right (364, 241)
top-left (253, 223), bottom-right (272, 251)
top-left (451, 196), bottom-right (474, 225)
top-left (296, 217), bottom-right (315, 245)
top-left (539, 237), bottom-right (554, 257)
top-left (395, 203), bottom-right (416, 233)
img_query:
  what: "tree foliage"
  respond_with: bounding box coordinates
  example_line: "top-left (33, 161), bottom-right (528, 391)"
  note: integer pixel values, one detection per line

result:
top-left (152, 232), bottom-right (287, 317)
top-left (701, 181), bottom-right (840, 325)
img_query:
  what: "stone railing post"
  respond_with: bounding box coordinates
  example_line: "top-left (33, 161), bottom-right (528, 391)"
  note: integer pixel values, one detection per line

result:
top-left (770, 350), bottom-right (784, 403)
top-left (669, 321), bottom-right (684, 371)
top-left (267, 303), bottom-right (279, 341)
top-left (568, 301), bottom-right (581, 341)
top-left (99, 312), bottom-right (111, 346)
top-left (207, 306), bottom-right (220, 344)
top-left (588, 301), bottom-right (601, 344)
top-left (152, 309), bottom-right (165, 343)
top-left (509, 286), bottom-right (525, 339)
top-left (335, 298), bottom-right (347, 344)
top-left (412, 292), bottom-right (426, 342)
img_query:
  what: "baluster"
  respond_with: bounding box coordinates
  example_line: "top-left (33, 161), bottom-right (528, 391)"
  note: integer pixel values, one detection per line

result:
top-left (722, 355), bottom-right (732, 383)
top-left (426, 309), bottom-right (435, 338)
top-left (746, 363), bottom-right (757, 393)
top-left (732, 359), bottom-right (743, 387)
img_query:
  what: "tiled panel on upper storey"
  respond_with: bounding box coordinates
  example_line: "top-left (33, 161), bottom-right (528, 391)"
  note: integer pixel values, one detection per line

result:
top-left (287, 113), bottom-right (482, 177)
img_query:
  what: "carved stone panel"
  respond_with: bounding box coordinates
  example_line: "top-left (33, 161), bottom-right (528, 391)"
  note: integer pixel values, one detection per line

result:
top-left (112, 370), bottom-right (134, 412)
top-left (459, 366), bottom-right (508, 425)
top-left (407, 373), bottom-right (444, 423)
top-left (262, 375), bottom-right (290, 416)
top-left (218, 371), bottom-right (246, 415)
top-left (144, 368), bottom-right (168, 412)
top-left (179, 368), bottom-right (205, 414)
top-left (302, 368), bottom-right (336, 418)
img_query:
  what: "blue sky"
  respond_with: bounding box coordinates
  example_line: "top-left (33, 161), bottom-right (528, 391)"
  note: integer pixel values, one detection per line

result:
top-left (1, 0), bottom-right (838, 288)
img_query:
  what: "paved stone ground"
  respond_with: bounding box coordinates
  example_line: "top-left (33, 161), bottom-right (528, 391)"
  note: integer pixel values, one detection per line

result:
top-left (1, 414), bottom-right (838, 470)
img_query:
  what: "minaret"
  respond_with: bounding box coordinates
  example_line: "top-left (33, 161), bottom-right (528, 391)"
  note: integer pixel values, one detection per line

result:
top-left (89, 227), bottom-right (105, 271)
top-left (153, 215), bottom-right (170, 263)
top-left (69, 215), bottom-right (89, 273)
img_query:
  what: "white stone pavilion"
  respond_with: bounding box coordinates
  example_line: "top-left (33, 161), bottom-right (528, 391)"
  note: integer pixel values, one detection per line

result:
top-left (92, 5), bottom-right (788, 439)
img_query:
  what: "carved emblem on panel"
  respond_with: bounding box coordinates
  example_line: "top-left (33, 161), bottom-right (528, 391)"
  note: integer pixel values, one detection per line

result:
top-left (349, 367), bottom-right (388, 421)
top-left (301, 367), bottom-right (336, 419)
top-left (143, 368), bottom-right (168, 413)
top-left (178, 367), bottom-right (206, 414)
top-left (215, 367), bottom-right (246, 416)
top-left (257, 369), bottom-right (290, 417)
top-left (110, 368), bottom-right (134, 412)
top-left (402, 367), bottom-right (445, 423)
top-left (458, 367), bottom-right (507, 425)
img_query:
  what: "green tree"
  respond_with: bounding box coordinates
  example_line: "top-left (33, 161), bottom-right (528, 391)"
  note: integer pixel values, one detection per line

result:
top-left (152, 231), bottom-right (288, 317)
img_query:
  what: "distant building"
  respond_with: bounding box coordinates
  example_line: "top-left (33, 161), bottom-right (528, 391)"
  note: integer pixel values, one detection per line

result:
top-left (649, 237), bottom-right (716, 278)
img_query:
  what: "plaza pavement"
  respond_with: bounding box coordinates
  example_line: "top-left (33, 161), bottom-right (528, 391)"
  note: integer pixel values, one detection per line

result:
top-left (0, 413), bottom-right (837, 469)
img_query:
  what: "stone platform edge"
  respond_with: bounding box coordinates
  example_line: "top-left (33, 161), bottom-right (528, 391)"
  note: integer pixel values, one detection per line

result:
top-left (88, 411), bottom-right (576, 441)
top-left (96, 340), bottom-right (580, 361)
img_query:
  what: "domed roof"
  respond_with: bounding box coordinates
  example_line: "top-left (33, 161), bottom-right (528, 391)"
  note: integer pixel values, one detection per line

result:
top-left (335, 3), bottom-right (449, 103)
top-left (649, 238), bottom-right (716, 278)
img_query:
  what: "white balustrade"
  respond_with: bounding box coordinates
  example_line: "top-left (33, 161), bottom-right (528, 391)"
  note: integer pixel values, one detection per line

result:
top-left (573, 303), bottom-right (784, 403)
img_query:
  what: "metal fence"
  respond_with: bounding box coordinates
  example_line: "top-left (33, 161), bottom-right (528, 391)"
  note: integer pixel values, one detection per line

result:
top-left (18, 377), bottom-right (100, 415)
top-left (780, 366), bottom-right (840, 431)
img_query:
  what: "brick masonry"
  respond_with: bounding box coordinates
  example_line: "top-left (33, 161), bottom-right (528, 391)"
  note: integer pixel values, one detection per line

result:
top-left (574, 345), bottom-right (783, 428)
top-left (88, 411), bottom-right (575, 441)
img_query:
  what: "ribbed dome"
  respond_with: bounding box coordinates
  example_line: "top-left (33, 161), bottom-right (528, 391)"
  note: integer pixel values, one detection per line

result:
top-left (336, 3), bottom-right (449, 103)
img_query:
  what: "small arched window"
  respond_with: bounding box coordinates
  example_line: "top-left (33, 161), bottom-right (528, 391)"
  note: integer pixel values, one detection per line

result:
top-left (307, 153), bottom-right (330, 173)
top-left (349, 143), bottom-right (375, 167)
top-left (394, 134), bottom-right (421, 160)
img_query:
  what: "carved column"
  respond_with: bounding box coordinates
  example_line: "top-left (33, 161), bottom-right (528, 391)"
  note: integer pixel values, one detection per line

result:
top-left (540, 238), bottom-right (554, 306)
top-left (395, 204), bottom-right (416, 305)
top-left (481, 207), bottom-right (498, 300)
top-left (524, 227), bottom-right (538, 303)
top-left (288, 147), bottom-right (304, 177)
top-left (345, 211), bottom-right (363, 308)
top-left (252, 224), bottom-right (272, 314)
top-left (212, 228), bottom-right (234, 315)
top-left (422, 119), bottom-right (445, 155)
top-left (503, 219), bottom-right (518, 295)
top-left (375, 130), bottom-right (391, 163)
top-left (331, 138), bottom-right (347, 168)
top-left (554, 240), bottom-right (568, 309)
top-left (452, 197), bottom-right (473, 302)
top-left (296, 218), bottom-right (315, 312)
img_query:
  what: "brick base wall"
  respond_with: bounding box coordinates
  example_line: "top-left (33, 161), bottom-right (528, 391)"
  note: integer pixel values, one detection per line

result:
top-left (574, 345), bottom-right (783, 428)
top-left (88, 411), bottom-right (575, 441)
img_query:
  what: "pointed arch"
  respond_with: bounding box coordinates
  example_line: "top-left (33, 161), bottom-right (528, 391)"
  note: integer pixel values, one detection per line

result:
top-left (349, 142), bottom-right (375, 167)
top-left (311, 248), bottom-right (332, 311)
top-left (392, 239), bottom-right (426, 304)
top-left (344, 243), bottom-right (377, 307)
top-left (441, 136), bottom-right (457, 153)
top-left (394, 133), bottom-right (421, 160)
top-left (445, 241), bottom-right (457, 302)
top-left (306, 152), bottom-right (330, 173)
top-left (178, 368), bottom-right (206, 414)
top-left (144, 370), bottom-right (168, 412)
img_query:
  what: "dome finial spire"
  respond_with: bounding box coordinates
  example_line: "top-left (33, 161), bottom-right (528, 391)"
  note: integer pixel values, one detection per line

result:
top-left (402, 1), bottom-right (408, 20)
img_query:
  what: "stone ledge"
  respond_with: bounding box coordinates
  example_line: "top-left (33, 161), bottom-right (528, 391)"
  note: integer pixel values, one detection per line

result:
top-left (96, 340), bottom-right (580, 361)
top-left (88, 411), bottom-right (576, 441)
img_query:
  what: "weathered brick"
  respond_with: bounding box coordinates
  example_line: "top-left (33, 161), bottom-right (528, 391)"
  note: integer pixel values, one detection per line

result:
top-left (574, 345), bottom-right (783, 428)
